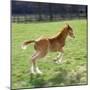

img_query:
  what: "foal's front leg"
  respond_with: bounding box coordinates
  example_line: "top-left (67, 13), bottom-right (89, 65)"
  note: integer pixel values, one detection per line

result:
top-left (55, 52), bottom-right (64, 64)
top-left (53, 52), bottom-right (60, 61)
top-left (58, 52), bottom-right (64, 63)
top-left (58, 47), bottom-right (64, 63)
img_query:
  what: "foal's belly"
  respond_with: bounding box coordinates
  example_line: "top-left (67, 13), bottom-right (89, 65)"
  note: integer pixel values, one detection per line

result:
top-left (49, 42), bottom-right (64, 52)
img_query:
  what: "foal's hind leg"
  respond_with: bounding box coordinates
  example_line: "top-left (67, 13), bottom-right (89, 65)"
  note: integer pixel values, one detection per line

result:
top-left (30, 51), bottom-right (43, 74)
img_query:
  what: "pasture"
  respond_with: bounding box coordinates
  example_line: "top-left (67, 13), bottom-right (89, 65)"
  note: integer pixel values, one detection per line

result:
top-left (12, 19), bottom-right (87, 89)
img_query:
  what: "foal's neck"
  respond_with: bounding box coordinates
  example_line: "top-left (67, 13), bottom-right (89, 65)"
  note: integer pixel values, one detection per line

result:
top-left (57, 29), bottom-right (68, 41)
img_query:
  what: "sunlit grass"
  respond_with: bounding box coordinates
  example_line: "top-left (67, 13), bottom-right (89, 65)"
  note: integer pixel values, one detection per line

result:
top-left (12, 19), bottom-right (87, 89)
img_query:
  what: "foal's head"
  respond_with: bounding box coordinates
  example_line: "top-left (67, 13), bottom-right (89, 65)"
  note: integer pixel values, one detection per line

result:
top-left (65, 24), bottom-right (75, 38)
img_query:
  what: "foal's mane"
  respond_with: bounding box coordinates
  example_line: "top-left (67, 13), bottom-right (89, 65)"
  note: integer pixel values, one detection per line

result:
top-left (50, 25), bottom-right (67, 39)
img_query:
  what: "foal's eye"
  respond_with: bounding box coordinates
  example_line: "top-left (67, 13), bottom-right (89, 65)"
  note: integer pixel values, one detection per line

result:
top-left (69, 30), bottom-right (73, 34)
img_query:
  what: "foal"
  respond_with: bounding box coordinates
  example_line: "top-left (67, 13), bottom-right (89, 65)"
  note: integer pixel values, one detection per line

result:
top-left (22, 24), bottom-right (75, 74)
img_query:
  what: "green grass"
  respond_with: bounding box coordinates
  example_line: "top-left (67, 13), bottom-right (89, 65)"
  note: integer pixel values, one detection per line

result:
top-left (12, 19), bottom-right (88, 89)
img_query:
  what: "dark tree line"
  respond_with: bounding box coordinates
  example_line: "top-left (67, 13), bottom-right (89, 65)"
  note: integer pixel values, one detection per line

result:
top-left (12, 1), bottom-right (87, 15)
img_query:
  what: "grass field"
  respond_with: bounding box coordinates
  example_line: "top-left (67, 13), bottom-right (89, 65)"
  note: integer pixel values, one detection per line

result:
top-left (12, 19), bottom-right (87, 89)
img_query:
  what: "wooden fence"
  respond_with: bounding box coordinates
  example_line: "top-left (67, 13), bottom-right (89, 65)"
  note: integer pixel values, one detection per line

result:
top-left (12, 1), bottom-right (87, 23)
top-left (12, 13), bottom-right (86, 23)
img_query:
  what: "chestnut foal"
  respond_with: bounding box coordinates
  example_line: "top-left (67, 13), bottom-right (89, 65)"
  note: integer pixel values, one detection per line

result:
top-left (22, 24), bottom-right (75, 74)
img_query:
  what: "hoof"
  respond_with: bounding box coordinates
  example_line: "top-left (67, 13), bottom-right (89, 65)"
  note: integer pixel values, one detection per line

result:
top-left (37, 71), bottom-right (43, 75)
top-left (30, 66), bottom-right (43, 75)
top-left (55, 60), bottom-right (62, 64)
top-left (36, 67), bottom-right (43, 74)
top-left (30, 68), bottom-right (36, 75)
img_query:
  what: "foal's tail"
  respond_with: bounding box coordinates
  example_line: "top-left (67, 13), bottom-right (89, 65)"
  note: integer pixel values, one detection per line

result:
top-left (21, 40), bottom-right (35, 50)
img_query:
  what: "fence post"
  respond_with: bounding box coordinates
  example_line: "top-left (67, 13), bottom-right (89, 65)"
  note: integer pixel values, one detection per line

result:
top-left (49, 3), bottom-right (53, 21)
top-left (38, 3), bottom-right (42, 21)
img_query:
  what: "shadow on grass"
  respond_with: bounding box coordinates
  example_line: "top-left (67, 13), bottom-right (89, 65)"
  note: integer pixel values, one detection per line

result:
top-left (27, 65), bottom-right (87, 88)
top-left (29, 74), bottom-right (48, 88)
top-left (47, 66), bottom-right (87, 87)
top-left (47, 68), bottom-right (68, 87)
top-left (28, 68), bottom-right (68, 88)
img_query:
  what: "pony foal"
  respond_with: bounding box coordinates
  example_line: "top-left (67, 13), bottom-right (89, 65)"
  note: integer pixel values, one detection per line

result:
top-left (22, 24), bottom-right (75, 74)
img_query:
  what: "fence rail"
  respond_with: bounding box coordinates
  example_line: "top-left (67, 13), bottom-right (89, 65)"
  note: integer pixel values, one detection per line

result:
top-left (12, 13), bottom-right (86, 23)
